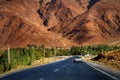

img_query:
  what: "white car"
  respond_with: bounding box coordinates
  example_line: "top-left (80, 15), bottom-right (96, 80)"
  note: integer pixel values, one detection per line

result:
top-left (73, 56), bottom-right (82, 63)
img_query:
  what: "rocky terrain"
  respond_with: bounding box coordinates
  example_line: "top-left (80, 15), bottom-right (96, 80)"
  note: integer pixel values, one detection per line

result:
top-left (0, 0), bottom-right (120, 48)
top-left (39, 0), bottom-right (120, 45)
top-left (0, 0), bottom-right (74, 49)
top-left (93, 50), bottom-right (120, 71)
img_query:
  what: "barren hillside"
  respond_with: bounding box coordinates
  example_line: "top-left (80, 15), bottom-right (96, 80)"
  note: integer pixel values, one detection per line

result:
top-left (0, 0), bottom-right (120, 48)
top-left (0, 0), bottom-right (74, 48)
top-left (39, 0), bottom-right (120, 45)
top-left (93, 50), bottom-right (120, 70)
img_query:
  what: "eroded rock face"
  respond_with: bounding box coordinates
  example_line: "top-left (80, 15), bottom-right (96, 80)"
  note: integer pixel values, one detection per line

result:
top-left (38, 0), bottom-right (89, 32)
top-left (82, 0), bottom-right (120, 45)
top-left (0, 0), bottom-right (120, 48)
top-left (38, 0), bottom-right (120, 45)
top-left (0, 0), bottom-right (74, 48)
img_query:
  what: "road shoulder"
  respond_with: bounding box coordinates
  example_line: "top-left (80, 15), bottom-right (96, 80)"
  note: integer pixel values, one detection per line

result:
top-left (83, 57), bottom-right (120, 80)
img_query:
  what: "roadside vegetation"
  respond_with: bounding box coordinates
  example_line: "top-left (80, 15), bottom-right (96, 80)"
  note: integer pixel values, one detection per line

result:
top-left (71, 45), bottom-right (120, 55)
top-left (93, 49), bottom-right (120, 71)
top-left (0, 45), bottom-right (71, 74)
top-left (0, 44), bottom-right (120, 74)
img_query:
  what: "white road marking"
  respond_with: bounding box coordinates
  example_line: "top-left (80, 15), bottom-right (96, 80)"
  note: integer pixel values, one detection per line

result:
top-left (66, 63), bottom-right (69, 66)
top-left (53, 69), bottom-right (60, 72)
top-left (39, 78), bottom-right (44, 80)
top-left (86, 62), bottom-right (119, 80)
top-left (62, 65), bottom-right (66, 68)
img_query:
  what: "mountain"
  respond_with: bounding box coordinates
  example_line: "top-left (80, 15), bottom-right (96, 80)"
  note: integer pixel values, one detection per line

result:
top-left (0, 0), bottom-right (74, 48)
top-left (38, 0), bottom-right (120, 45)
top-left (0, 0), bottom-right (120, 48)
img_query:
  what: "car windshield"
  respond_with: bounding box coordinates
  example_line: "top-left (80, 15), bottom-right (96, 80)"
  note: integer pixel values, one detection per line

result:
top-left (75, 56), bottom-right (80, 58)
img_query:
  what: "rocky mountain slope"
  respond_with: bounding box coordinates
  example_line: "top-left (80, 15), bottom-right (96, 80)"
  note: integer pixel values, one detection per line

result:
top-left (0, 0), bottom-right (120, 48)
top-left (0, 0), bottom-right (74, 48)
top-left (39, 0), bottom-right (120, 45)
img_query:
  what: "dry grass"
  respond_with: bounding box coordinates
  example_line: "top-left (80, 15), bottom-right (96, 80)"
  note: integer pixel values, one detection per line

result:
top-left (93, 49), bottom-right (120, 71)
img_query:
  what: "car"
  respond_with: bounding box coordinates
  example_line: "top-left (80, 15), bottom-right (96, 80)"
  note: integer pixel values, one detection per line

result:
top-left (73, 56), bottom-right (82, 63)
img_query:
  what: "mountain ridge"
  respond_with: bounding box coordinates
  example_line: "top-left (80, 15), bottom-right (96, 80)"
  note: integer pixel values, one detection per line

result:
top-left (38, 0), bottom-right (120, 45)
top-left (0, 0), bottom-right (120, 49)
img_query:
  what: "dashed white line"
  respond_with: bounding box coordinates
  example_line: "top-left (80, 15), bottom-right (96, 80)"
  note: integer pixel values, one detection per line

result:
top-left (53, 69), bottom-right (60, 72)
top-left (86, 62), bottom-right (119, 80)
top-left (66, 63), bottom-right (69, 66)
top-left (62, 65), bottom-right (66, 68)
top-left (39, 78), bottom-right (44, 80)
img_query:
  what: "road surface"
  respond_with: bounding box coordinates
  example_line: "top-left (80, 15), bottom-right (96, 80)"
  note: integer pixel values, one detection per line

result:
top-left (0, 57), bottom-right (119, 80)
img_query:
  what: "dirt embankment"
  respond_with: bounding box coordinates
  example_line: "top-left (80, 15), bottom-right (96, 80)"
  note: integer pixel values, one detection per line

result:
top-left (92, 50), bottom-right (120, 71)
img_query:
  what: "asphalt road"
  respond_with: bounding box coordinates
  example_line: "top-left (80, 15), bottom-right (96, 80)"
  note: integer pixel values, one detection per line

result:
top-left (0, 57), bottom-right (119, 80)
